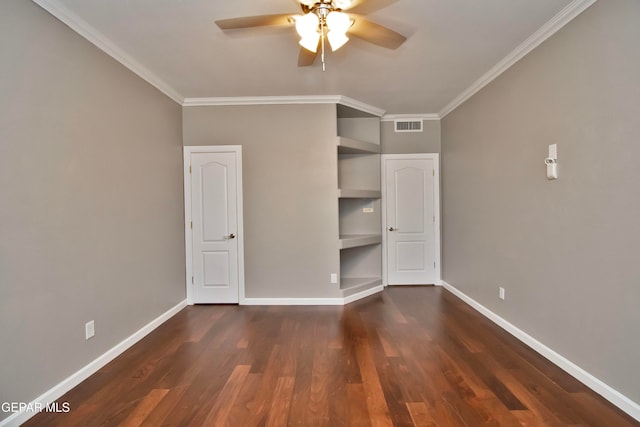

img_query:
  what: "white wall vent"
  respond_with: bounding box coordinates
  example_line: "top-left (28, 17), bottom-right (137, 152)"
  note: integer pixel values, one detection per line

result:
top-left (394, 119), bottom-right (423, 132)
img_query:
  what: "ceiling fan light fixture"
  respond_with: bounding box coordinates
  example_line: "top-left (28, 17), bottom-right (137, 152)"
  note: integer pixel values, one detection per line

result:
top-left (295, 12), bottom-right (319, 38)
top-left (214, 0), bottom-right (408, 70)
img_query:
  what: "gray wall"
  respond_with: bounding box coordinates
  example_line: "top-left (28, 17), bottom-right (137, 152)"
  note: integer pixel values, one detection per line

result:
top-left (381, 120), bottom-right (441, 154)
top-left (441, 0), bottom-right (640, 403)
top-left (0, 0), bottom-right (185, 417)
top-left (183, 104), bottom-right (342, 299)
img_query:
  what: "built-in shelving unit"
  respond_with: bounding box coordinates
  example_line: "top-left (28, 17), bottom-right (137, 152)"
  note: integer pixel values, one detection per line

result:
top-left (336, 105), bottom-right (383, 300)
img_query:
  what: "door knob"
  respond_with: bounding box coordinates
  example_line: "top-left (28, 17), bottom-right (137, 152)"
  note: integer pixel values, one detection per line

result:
top-left (225, 233), bottom-right (236, 239)
top-left (388, 227), bottom-right (396, 231)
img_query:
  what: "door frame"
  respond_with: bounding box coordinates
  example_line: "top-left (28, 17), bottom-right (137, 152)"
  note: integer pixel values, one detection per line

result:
top-left (381, 153), bottom-right (441, 286)
top-left (183, 145), bottom-right (245, 305)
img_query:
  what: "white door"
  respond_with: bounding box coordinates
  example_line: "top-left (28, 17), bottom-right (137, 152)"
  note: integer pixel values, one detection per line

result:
top-left (383, 155), bottom-right (440, 285)
top-left (184, 147), bottom-right (244, 304)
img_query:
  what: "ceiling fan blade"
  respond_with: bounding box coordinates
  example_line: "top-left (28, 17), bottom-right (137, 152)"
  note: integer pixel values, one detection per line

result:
top-left (343, 0), bottom-right (398, 14)
top-left (215, 14), bottom-right (293, 30)
top-left (348, 17), bottom-right (406, 50)
top-left (298, 45), bottom-right (319, 66)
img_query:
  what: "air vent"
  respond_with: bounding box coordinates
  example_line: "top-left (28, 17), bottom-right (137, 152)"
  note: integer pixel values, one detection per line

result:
top-left (394, 119), bottom-right (423, 133)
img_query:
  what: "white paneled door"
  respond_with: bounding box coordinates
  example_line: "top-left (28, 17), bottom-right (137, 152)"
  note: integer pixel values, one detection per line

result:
top-left (383, 154), bottom-right (440, 285)
top-left (184, 146), bottom-right (244, 304)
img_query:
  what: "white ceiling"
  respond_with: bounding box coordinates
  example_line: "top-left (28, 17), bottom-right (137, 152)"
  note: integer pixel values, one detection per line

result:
top-left (36, 0), bottom-right (592, 115)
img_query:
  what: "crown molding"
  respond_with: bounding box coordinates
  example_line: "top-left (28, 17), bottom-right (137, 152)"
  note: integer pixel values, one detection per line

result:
top-left (182, 95), bottom-right (343, 107)
top-left (381, 113), bottom-right (441, 122)
top-left (336, 96), bottom-right (386, 117)
top-left (439, 0), bottom-right (598, 118)
top-left (32, 0), bottom-right (184, 105)
top-left (183, 95), bottom-right (386, 117)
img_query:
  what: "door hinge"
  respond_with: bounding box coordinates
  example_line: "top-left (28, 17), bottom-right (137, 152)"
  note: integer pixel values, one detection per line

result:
top-left (434, 262), bottom-right (436, 269)
top-left (191, 276), bottom-right (194, 284)
top-left (190, 221), bottom-right (193, 229)
top-left (433, 169), bottom-right (435, 176)
top-left (189, 165), bottom-right (192, 174)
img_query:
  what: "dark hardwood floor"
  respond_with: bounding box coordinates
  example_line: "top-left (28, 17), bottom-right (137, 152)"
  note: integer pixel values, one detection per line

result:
top-left (25, 287), bottom-right (638, 426)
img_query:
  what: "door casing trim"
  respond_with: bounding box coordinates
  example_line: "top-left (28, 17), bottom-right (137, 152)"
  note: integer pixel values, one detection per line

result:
top-left (381, 153), bottom-right (441, 286)
top-left (183, 145), bottom-right (245, 304)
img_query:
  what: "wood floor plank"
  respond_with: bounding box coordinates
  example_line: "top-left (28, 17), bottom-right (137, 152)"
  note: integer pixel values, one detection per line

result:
top-left (138, 386), bottom-right (188, 427)
top-left (406, 402), bottom-right (437, 427)
top-left (327, 347), bottom-right (349, 427)
top-left (570, 391), bottom-right (640, 427)
top-left (265, 376), bottom-right (296, 427)
top-left (201, 364), bottom-right (251, 426)
top-left (307, 321), bottom-right (332, 425)
top-left (347, 383), bottom-right (373, 427)
top-left (22, 287), bottom-right (638, 427)
top-left (376, 327), bottom-right (400, 358)
top-left (287, 311), bottom-right (317, 425)
top-left (119, 388), bottom-right (169, 427)
top-left (493, 367), bottom-right (567, 426)
top-left (226, 372), bottom-right (262, 426)
top-left (244, 345), bottom-right (290, 426)
top-left (354, 336), bottom-right (394, 427)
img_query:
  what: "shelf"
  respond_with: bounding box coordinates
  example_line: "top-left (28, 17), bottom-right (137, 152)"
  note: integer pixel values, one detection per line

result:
top-left (340, 277), bottom-right (383, 297)
top-left (337, 137), bottom-right (381, 154)
top-left (338, 189), bottom-right (381, 199)
top-left (339, 234), bottom-right (382, 250)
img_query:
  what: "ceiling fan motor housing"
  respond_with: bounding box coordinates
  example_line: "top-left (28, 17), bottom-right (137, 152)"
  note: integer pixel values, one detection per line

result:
top-left (300, 0), bottom-right (349, 14)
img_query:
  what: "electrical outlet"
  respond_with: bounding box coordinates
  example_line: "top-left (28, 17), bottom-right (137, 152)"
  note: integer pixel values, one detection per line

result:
top-left (330, 273), bottom-right (338, 284)
top-left (85, 320), bottom-right (95, 340)
top-left (499, 287), bottom-right (505, 300)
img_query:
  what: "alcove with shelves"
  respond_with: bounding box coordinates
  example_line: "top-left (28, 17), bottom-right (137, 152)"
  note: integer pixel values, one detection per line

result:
top-left (336, 105), bottom-right (383, 298)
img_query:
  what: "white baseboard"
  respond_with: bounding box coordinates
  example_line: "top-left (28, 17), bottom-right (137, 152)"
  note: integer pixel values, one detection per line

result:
top-left (0, 299), bottom-right (188, 427)
top-left (440, 280), bottom-right (640, 422)
top-left (343, 285), bottom-right (384, 304)
top-left (241, 286), bottom-right (384, 306)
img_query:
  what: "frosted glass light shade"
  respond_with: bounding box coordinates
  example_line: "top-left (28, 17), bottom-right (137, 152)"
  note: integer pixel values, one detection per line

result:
top-left (299, 33), bottom-right (320, 52)
top-left (326, 11), bottom-right (351, 34)
top-left (328, 31), bottom-right (349, 51)
top-left (295, 13), bottom-right (319, 38)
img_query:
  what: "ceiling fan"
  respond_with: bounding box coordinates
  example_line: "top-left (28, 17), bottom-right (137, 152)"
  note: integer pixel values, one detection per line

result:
top-left (215, 0), bottom-right (407, 70)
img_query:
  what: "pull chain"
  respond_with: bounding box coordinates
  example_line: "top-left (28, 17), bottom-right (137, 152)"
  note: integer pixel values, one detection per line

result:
top-left (320, 17), bottom-right (326, 71)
